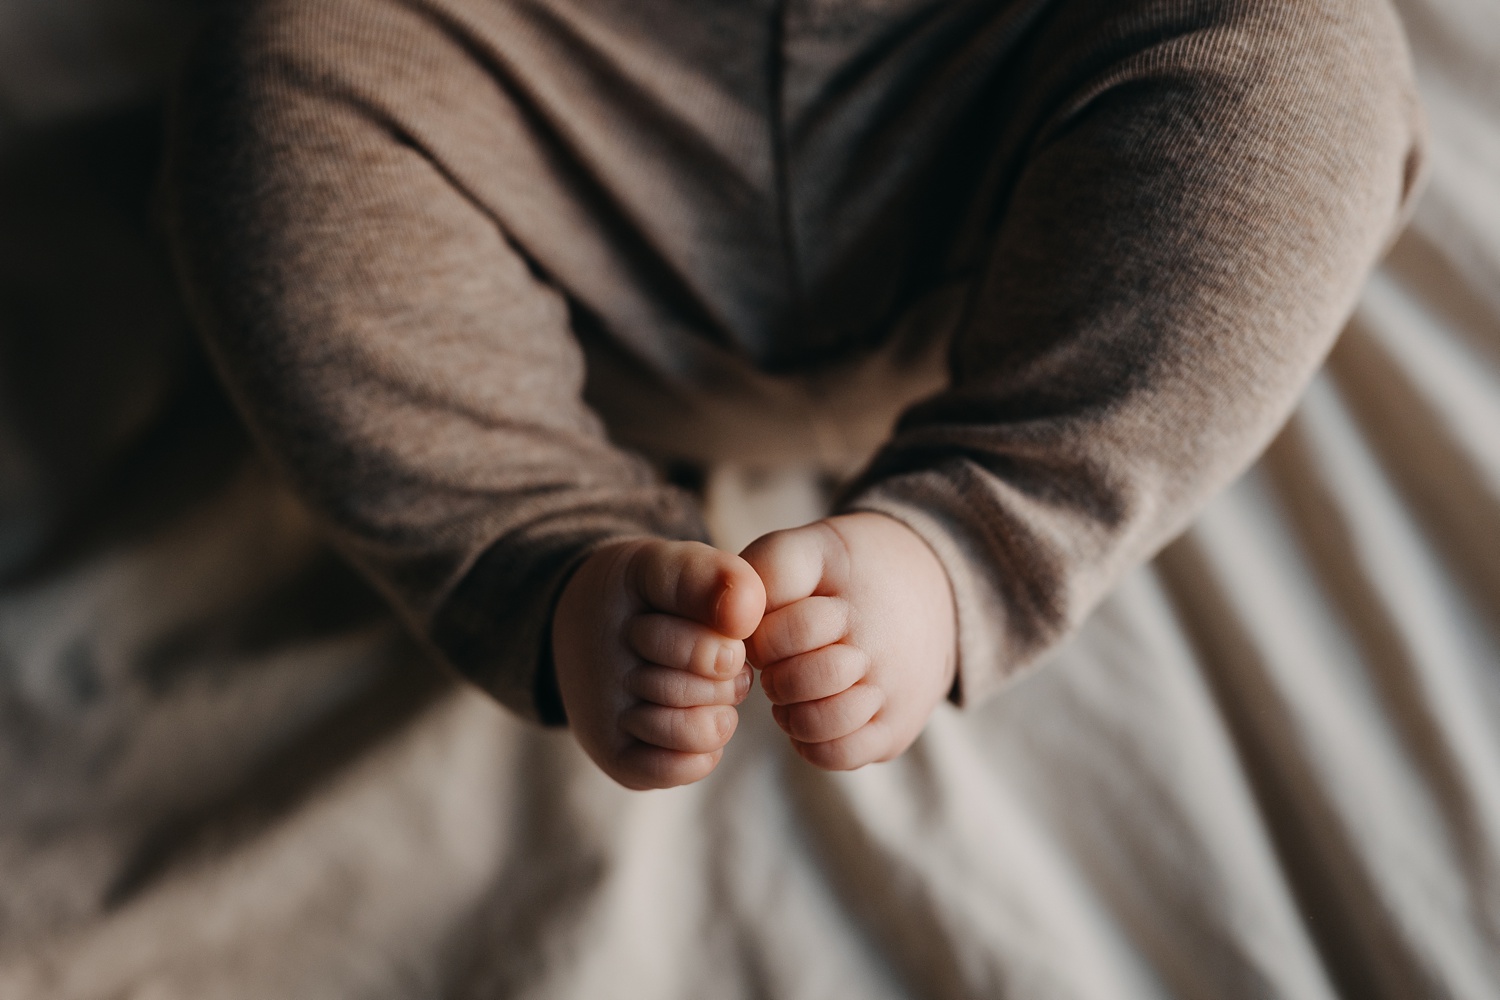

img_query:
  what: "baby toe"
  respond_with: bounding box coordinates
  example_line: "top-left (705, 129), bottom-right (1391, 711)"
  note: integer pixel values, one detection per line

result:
top-left (748, 596), bottom-right (850, 667)
top-left (622, 702), bottom-right (739, 754)
top-left (626, 663), bottom-right (745, 707)
top-left (790, 723), bottom-right (892, 771)
top-left (627, 540), bottom-right (765, 636)
top-left (760, 643), bottom-right (867, 705)
top-left (771, 683), bottom-right (883, 744)
top-left (627, 613), bottom-right (745, 678)
top-left (614, 745), bottom-right (723, 790)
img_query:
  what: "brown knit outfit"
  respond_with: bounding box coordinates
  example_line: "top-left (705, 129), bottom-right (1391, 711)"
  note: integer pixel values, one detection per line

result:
top-left (166, 0), bottom-right (1425, 724)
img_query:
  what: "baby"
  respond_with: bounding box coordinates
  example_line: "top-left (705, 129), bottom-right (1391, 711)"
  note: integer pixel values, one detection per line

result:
top-left (552, 514), bottom-right (956, 789)
top-left (167, 0), bottom-right (1424, 796)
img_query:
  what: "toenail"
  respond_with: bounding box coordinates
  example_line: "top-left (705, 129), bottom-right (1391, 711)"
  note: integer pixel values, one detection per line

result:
top-left (715, 643), bottom-right (737, 676)
top-left (713, 582), bottom-right (732, 628)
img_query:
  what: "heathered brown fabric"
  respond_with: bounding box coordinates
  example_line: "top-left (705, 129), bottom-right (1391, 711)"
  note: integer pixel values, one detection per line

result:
top-left (166, 0), bottom-right (1425, 723)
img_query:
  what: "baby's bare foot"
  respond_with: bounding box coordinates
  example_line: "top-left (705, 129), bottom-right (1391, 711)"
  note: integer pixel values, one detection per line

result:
top-left (552, 537), bottom-right (766, 790)
top-left (741, 513), bottom-right (955, 770)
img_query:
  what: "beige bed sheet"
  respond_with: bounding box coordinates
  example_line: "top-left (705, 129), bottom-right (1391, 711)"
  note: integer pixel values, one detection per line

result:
top-left (1, 0), bottom-right (1496, 996)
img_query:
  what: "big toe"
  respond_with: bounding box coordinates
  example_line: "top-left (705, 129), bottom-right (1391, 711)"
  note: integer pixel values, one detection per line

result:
top-left (630, 540), bottom-right (766, 637)
top-left (711, 555), bottom-right (768, 640)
